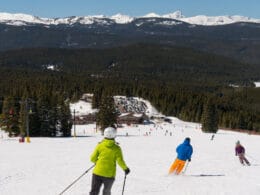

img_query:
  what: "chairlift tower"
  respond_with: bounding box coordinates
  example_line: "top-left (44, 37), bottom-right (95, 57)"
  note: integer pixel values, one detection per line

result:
top-left (25, 99), bottom-right (31, 143)
top-left (73, 109), bottom-right (76, 137)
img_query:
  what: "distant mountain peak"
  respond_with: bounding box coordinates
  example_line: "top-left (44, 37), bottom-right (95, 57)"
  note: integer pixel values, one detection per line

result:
top-left (142, 13), bottom-right (161, 18)
top-left (163, 10), bottom-right (185, 19)
top-left (111, 13), bottom-right (133, 24)
top-left (0, 11), bottom-right (260, 26)
top-left (0, 12), bottom-right (46, 25)
top-left (181, 14), bottom-right (260, 25)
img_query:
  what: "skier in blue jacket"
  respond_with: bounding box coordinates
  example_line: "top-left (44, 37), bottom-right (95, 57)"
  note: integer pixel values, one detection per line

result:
top-left (169, 137), bottom-right (193, 174)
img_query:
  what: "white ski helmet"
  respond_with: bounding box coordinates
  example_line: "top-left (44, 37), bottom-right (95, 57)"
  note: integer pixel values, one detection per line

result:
top-left (104, 127), bottom-right (117, 139)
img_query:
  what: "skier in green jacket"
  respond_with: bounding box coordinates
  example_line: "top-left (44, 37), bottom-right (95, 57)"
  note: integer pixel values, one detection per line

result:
top-left (90, 127), bottom-right (130, 195)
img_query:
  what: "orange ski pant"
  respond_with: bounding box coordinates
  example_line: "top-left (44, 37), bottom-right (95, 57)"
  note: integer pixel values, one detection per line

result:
top-left (168, 158), bottom-right (186, 174)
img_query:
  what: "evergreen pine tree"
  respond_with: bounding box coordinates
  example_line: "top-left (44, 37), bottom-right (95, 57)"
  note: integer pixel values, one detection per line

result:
top-left (96, 94), bottom-right (118, 133)
top-left (1, 97), bottom-right (20, 136)
top-left (0, 97), bottom-right (3, 115)
top-left (28, 101), bottom-right (41, 137)
top-left (19, 97), bottom-right (27, 137)
top-left (92, 86), bottom-right (103, 109)
top-left (57, 97), bottom-right (72, 137)
top-left (37, 94), bottom-right (57, 137)
top-left (238, 112), bottom-right (247, 130)
top-left (201, 98), bottom-right (218, 133)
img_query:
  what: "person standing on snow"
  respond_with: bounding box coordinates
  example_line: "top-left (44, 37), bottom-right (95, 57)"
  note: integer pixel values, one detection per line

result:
top-left (168, 137), bottom-right (193, 175)
top-left (235, 141), bottom-right (250, 166)
top-left (89, 127), bottom-right (130, 195)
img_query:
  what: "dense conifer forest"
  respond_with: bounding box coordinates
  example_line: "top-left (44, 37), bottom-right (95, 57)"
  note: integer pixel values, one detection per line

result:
top-left (0, 44), bottom-right (259, 136)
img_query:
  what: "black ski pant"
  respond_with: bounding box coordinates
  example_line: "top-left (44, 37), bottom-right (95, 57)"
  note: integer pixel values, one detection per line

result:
top-left (90, 174), bottom-right (115, 195)
top-left (238, 153), bottom-right (250, 165)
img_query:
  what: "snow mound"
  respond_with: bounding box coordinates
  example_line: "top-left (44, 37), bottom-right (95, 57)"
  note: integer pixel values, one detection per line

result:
top-left (70, 100), bottom-right (98, 116)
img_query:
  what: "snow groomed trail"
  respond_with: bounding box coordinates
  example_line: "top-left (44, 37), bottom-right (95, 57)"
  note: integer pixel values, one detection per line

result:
top-left (1, 118), bottom-right (260, 195)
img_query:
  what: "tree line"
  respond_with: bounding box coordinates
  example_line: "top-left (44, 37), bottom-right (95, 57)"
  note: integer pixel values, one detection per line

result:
top-left (0, 88), bottom-right (72, 137)
top-left (0, 44), bottom-right (259, 136)
top-left (0, 76), bottom-right (259, 137)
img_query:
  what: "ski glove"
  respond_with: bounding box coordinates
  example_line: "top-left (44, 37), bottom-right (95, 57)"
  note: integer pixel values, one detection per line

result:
top-left (125, 168), bottom-right (130, 175)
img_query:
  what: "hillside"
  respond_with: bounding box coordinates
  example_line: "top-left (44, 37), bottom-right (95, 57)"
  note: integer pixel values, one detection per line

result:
top-left (1, 117), bottom-right (260, 195)
top-left (1, 44), bottom-right (259, 85)
top-left (0, 44), bottom-right (260, 133)
top-left (0, 16), bottom-right (260, 65)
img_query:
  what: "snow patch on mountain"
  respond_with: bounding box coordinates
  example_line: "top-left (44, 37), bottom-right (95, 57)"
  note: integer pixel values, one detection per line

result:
top-left (180, 15), bottom-right (260, 26)
top-left (155, 20), bottom-right (183, 26)
top-left (111, 13), bottom-right (133, 24)
top-left (142, 12), bottom-right (161, 18)
top-left (0, 13), bottom-right (111, 26)
top-left (0, 12), bottom-right (41, 23)
top-left (42, 64), bottom-right (60, 71)
top-left (162, 10), bottom-right (185, 19)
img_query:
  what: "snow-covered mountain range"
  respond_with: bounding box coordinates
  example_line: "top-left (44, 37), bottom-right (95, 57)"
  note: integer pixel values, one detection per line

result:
top-left (1, 11), bottom-right (260, 26)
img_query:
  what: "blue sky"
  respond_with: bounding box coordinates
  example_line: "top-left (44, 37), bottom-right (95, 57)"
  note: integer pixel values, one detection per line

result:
top-left (0, 0), bottom-right (259, 18)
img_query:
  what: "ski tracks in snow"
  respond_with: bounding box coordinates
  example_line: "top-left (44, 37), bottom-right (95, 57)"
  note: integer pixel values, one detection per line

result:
top-left (115, 175), bottom-right (169, 195)
top-left (0, 172), bottom-right (25, 188)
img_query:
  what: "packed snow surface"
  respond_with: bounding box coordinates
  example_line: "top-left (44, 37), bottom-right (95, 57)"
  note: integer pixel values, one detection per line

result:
top-left (1, 118), bottom-right (260, 195)
top-left (1, 97), bottom-right (260, 194)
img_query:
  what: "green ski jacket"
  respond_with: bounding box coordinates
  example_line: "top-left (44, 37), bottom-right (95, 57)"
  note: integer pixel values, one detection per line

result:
top-left (90, 138), bottom-right (128, 178)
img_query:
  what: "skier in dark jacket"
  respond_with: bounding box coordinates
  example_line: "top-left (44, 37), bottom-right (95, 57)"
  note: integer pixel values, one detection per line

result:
top-left (168, 137), bottom-right (193, 175)
top-left (235, 141), bottom-right (250, 166)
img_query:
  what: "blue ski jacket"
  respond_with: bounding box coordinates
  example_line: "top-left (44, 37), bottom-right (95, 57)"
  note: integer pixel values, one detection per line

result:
top-left (176, 138), bottom-right (193, 161)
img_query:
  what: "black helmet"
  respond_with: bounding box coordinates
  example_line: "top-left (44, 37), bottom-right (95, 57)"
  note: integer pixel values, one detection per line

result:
top-left (185, 137), bottom-right (190, 143)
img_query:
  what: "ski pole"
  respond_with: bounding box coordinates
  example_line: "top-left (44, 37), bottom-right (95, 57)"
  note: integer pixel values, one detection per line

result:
top-left (245, 154), bottom-right (259, 163)
top-left (59, 164), bottom-right (95, 195)
top-left (122, 174), bottom-right (127, 195)
top-left (182, 161), bottom-right (189, 174)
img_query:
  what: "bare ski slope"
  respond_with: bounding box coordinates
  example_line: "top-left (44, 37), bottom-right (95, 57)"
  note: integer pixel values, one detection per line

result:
top-left (1, 117), bottom-right (260, 195)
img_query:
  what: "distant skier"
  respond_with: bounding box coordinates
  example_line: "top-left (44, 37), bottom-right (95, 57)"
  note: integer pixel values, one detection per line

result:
top-left (168, 137), bottom-right (193, 175)
top-left (235, 141), bottom-right (250, 166)
top-left (89, 127), bottom-right (130, 195)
